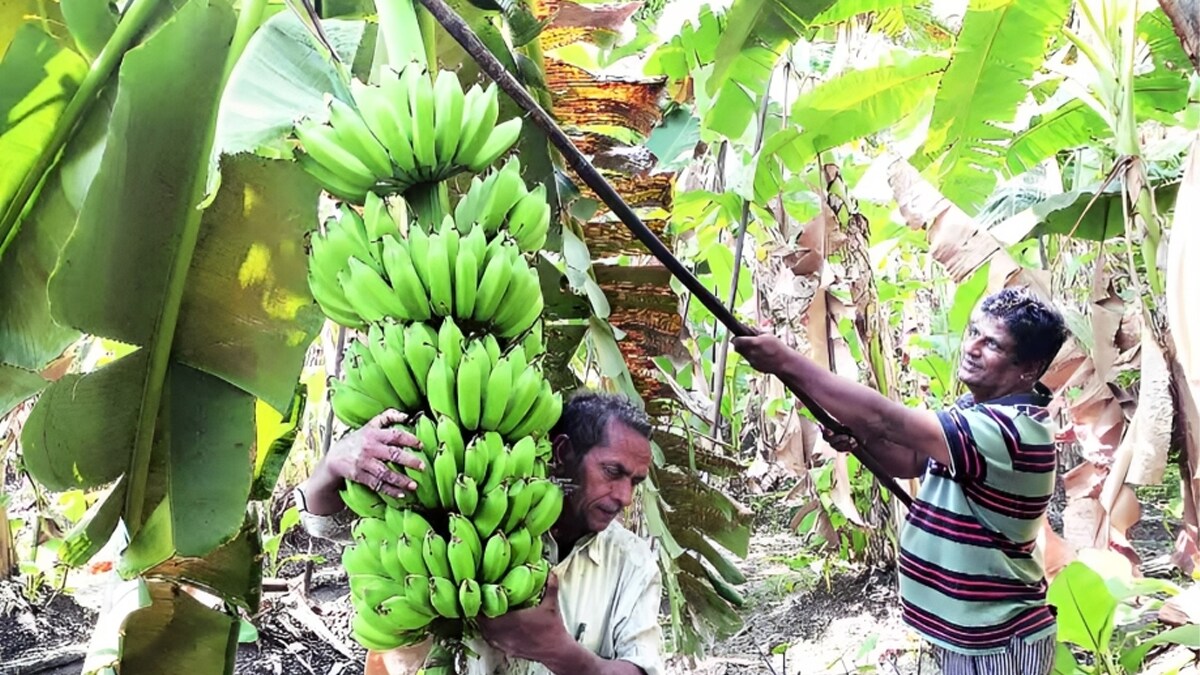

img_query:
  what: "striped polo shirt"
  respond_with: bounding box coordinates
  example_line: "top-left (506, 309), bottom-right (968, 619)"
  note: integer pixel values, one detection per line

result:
top-left (899, 386), bottom-right (1057, 654)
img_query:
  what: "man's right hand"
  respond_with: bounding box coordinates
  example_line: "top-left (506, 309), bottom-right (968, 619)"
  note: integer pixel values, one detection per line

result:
top-left (325, 409), bottom-right (426, 499)
top-left (299, 410), bottom-right (426, 515)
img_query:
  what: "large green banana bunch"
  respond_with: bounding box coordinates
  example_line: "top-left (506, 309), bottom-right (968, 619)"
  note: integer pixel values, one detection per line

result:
top-left (294, 66), bottom-right (522, 204)
top-left (297, 62), bottom-right (570, 664)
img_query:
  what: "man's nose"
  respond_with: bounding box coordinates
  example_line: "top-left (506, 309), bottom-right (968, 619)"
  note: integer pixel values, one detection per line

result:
top-left (612, 479), bottom-right (634, 508)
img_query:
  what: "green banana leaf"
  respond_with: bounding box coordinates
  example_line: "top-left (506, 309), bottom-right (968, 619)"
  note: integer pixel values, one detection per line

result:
top-left (914, 0), bottom-right (1073, 212)
top-left (23, 0), bottom-right (322, 572)
top-left (1006, 100), bottom-right (1109, 175)
top-left (758, 51), bottom-right (945, 195)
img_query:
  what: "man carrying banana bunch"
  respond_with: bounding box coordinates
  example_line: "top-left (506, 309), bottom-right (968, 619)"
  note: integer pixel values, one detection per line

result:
top-left (295, 391), bottom-right (664, 675)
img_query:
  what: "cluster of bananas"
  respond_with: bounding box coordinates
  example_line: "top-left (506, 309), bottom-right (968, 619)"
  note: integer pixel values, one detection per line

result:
top-left (453, 158), bottom-right (550, 252)
top-left (296, 61), bottom-right (567, 663)
top-left (294, 65), bottom-right (522, 203)
top-left (330, 319), bottom-right (560, 439)
top-left (339, 426), bottom-right (560, 651)
top-left (308, 185), bottom-right (547, 336)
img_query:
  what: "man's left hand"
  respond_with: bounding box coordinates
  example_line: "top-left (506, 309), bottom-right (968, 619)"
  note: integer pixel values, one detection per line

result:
top-left (477, 573), bottom-right (569, 664)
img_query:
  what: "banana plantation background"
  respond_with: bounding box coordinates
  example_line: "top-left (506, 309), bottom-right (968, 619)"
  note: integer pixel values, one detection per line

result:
top-left (1, 0), bottom-right (1199, 672)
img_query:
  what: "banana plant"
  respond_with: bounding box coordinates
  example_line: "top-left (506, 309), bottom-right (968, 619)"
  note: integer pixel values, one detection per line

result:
top-left (1, 0), bottom-right (343, 670)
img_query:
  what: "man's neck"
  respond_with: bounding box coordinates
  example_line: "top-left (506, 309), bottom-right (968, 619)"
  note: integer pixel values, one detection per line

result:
top-left (551, 523), bottom-right (587, 559)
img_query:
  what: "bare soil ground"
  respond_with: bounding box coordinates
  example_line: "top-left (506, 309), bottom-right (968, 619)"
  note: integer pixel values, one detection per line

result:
top-left (0, 488), bottom-right (1194, 675)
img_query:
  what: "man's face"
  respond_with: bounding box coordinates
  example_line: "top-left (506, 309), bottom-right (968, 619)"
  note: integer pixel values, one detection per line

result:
top-left (959, 310), bottom-right (1036, 401)
top-left (557, 419), bottom-right (652, 535)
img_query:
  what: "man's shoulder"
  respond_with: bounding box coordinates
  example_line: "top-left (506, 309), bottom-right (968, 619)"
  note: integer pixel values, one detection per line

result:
top-left (594, 521), bottom-right (655, 566)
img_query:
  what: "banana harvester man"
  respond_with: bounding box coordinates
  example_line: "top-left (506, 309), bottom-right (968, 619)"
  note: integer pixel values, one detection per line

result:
top-left (294, 391), bottom-right (664, 675)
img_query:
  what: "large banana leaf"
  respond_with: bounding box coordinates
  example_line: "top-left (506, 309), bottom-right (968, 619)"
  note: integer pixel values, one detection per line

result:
top-left (0, 14), bottom-right (91, 413)
top-left (22, 0), bottom-right (323, 571)
top-left (1006, 100), bottom-right (1108, 174)
top-left (761, 52), bottom-right (946, 181)
top-left (703, 0), bottom-right (836, 139)
top-left (915, 0), bottom-right (1072, 212)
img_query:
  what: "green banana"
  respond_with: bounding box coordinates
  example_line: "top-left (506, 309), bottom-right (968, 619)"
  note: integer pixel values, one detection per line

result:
top-left (295, 150), bottom-right (371, 203)
top-left (523, 481), bottom-right (564, 538)
top-left (437, 319), bottom-right (465, 372)
top-left (527, 532), bottom-right (545, 563)
top-left (343, 542), bottom-right (388, 578)
top-left (447, 536), bottom-right (477, 585)
top-left (433, 446), bottom-right (458, 510)
top-left (327, 95), bottom-right (393, 179)
top-left (453, 248), bottom-right (479, 320)
top-left (481, 446), bottom-right (511, 494)
top-left (482, 335), bottom-right (502, 369)
top-left (422, 530), bottom-right (452, 580)
top-left (429, 575), bottom-right (461, 618)
top-left (436, 415), bottom-right (465, 467)
top-left (480, 584), bottom-right (509, 618)
top-left (508, 437), bottom-right (537, 478)
top-left (456, 343), bottom-right (485, 431)
top-left (378, 595), bottom-right (435, 631)
top-left (459, 578), bottom-right (482, 619)
top-left (454, 474), bottom-right (480, 517)
top-left (351, 75), bottom-right (416, 179)
top-left (404, 574), bottom-right (436, 615)
top-left (508, 382), bottom-right (563, 439)
top-left (454, 84), bottom-right (499, 170)
top-left (499, 565), bottom-right (535, 608)
top-left (478, 350), bottom-right (511, 431)
top-left (471, 242), bottom-right (514, 323)
top-left (341, 256), bottom-right (410, 322)
top-left (341, 478), bottom-right (386, 518)
top-left (497, 367), bottom-right (543, 436)
top-left (352, 611), bottom-right (407, 652)
top-left (294, 119), bottom-right (377, 188)
top-left (472, 484), bottom-right (509, 540)
top-left (352, 517), bottom-right (395, 545)
top-left (449, 513), bottom-right (482, 559)
top-left (381, 235), bottom-right (432, 321)
top-left (426, 355), bottom-right (459, 425)
top-left (507, 526), bottom-right (532, 566)
top-left (465, 117), bottom-right (523, 173)
top-left (408, 69), bottom-right (437, 173)
top-left (401, 510), bottom-right (434, 541)
top-left (463, 441), bottom-right (488, 484)
top-left (427, 231), bottom-right (454, 317)
top-left (407, 223), bottom-right (432, 291)
top-left (503, 480), bottom-right (535, 533)
top-left (330, 379), bottom-right (387, 428)
top-left (508, 184), bottom-right (550, 252)
top-left (481, 532), bottom-right (511, 583)
top-left (368, 323), bottom-right (422, 409)
top-left (433, 69), bottom-right (465, 165)
top-left (403, 322), bottom-right (439, 395)
top-left (477, 159), bottom-right (525, 234)
top-left (396, 534), bottom-right (429, 576)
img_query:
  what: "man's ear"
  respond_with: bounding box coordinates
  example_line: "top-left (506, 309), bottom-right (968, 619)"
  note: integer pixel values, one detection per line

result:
top-left (552, 434), bottom-right (574, 466)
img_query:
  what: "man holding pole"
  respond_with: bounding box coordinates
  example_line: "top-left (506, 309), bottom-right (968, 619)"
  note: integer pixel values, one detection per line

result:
top-left (733, 286), bottom-right (1068, 675)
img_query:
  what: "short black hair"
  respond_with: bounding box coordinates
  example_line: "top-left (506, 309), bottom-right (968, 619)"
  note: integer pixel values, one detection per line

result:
top-left (550, 391), bottom-right (652, 454)
top-left (979, 287), bottom-right (1068, 371)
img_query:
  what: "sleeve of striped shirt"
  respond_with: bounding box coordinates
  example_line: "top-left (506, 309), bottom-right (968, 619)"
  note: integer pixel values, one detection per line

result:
top-left (935, 405), bottom-right (1021, 484)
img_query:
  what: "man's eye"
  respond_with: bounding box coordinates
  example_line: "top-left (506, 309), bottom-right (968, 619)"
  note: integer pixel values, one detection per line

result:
top-left (605, 467), bottom-right (621, 478)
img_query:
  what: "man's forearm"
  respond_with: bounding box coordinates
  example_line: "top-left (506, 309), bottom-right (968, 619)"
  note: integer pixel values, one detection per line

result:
top-left (776, 352), bottom-right (924, 477)
top-left (298, 461), bottom-right (346, 516)
top-left (540, 641), bottom-right (644, 675)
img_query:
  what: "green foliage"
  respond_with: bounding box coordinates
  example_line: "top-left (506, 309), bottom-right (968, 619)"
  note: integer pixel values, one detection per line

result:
top-left (916, 0), bottom-right (1073, 212)
top-left (1049, 561), bottom-right (1200, 674)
